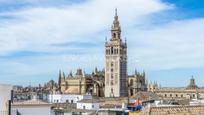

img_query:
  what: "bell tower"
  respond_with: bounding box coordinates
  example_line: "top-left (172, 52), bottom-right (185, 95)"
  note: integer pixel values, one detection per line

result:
top-left (105, 9), bottom-right (128, 97)
top-left (111, 9), bottom-right (121, 40)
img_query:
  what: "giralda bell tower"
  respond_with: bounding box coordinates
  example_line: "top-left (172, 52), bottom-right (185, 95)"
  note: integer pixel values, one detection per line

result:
top-left (105, 9), bottom-right (128, 97)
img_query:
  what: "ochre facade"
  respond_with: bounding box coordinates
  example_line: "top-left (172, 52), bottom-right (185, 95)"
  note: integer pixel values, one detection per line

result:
top-left (153, 77), bottom-right (204, 99)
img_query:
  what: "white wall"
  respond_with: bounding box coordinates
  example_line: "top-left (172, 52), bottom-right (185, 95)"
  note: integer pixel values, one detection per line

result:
top-left (48, 94), bottom-right (62, 103)
top-left (61, 95), bottom-right (82, 103)
top-left (0, 84), bottom-right (12, 112)
top-left (48, 94), bottom-right (92, 103)
top-left (12, 106), bottom-right (51, 115)
top-left (77, 102), bottom-right (99, 110)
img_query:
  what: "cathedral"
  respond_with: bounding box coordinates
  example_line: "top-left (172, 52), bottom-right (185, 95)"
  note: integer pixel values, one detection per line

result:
top-left (58, 9), bottom-right (148, 97)
top-left (59, 68), bottom-right (105, 97)
top-left (128, 70), bottom-right (147, 96)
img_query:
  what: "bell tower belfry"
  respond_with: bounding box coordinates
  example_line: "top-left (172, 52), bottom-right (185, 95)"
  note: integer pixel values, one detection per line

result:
top-left (105, 9), bottom-right (128, 97)
top-left (111, 9), bottom-right (121, 40)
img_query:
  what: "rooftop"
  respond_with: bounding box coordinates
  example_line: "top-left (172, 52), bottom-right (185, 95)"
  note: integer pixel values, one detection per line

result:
top-left (12, 100), bottom-right (51, 107)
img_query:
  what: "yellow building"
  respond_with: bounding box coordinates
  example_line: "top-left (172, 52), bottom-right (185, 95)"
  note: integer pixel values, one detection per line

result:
top-left (128, 71), bottom-right (147, 96)
top-left (154, 76), bottom-right (204, 99)
top-left (59, 68), bottom-right (104, 97)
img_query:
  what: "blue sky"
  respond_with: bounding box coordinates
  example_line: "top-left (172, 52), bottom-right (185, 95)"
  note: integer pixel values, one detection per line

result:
top-left (0, 0), bottom-right (204, 87)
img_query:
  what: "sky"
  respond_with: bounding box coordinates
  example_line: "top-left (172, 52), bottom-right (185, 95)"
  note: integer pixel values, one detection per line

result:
top-left (0, 0), bottom-right (204, 87)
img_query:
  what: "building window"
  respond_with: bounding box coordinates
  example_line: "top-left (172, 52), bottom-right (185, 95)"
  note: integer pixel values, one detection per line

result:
top-left (113, 33), bottom-right (116, 38)
top-left (176, 94), bottom-right (178, 97)
top-left (83, 106), bottom-right (86, 109)
top-left (92, 104), bottom-right (94, 108)
top-left (71, 100), bottom-right (73, 103)
top-left (66, 100), bottom-right (69, 103)
top-left (111, 47), bottom-right (114, 54)
top-left (164, 94), bottom-right (167, 97)
top-left (130, 79), bottom-right (133, 86)
top-left (130, 89), bottom-right (133, 96)
top-left (111, 68), bottom-right (114, 72)
top-left (111, 88), bottom-right (113, 93)
top-left (111, 81), bottom-right (114, 85)
top-left (111, 62), bottom-right (114, 67)
top-left (181, 94), bottom-right (183, 97)
top-left (111, 75), bottom-right (113, 79)
top-left (170, 94), bottom-right (172, 97)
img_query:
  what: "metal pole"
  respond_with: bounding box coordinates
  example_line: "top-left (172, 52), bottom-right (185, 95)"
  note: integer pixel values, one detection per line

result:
top-left (8, 90), bottom-right (14, 115)
top-left (8, 100), bottom-right (11, 115)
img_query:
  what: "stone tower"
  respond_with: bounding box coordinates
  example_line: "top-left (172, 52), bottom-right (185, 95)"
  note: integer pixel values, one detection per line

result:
top-left (105, 9), bottom-right (128, 97)
top-left (58, 70), bottom-right (66, 93)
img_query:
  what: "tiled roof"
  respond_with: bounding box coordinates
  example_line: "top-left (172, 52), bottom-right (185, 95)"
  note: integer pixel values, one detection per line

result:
top-left (131, 91), bottom-right (160, 100)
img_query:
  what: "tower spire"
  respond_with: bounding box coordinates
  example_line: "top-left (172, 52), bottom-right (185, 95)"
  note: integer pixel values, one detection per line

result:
top-left (111, 8), bottom-right (121, 40)
top-left (115, 8), bottom-right (117, 16)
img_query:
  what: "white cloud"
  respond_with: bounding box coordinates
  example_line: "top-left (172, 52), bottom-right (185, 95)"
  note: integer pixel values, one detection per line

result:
top-left (0, 0), bottom-right (170, 55)
top-left (128, 18), bottom-right (204, 70)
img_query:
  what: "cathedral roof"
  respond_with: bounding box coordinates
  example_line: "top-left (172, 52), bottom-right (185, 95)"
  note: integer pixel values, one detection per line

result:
top-left (65, 87), bottom-right (80, 94)
top-left (131, 91), bottom-right (160, 100)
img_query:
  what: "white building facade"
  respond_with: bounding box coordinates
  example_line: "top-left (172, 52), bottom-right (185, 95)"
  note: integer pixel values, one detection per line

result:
top-left (77, 101), bottom-right (99, 110)
top-left (47, 94), bottom-right (92, 103)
